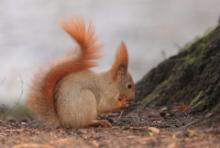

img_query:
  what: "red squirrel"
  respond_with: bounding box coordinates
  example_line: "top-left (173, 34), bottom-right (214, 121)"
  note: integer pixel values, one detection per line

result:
top-left (27, 18), bottom-right (135, 128)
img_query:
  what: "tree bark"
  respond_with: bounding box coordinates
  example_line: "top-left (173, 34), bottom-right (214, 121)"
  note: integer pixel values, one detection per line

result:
top-left (135, 24), bottom-right (220, 116)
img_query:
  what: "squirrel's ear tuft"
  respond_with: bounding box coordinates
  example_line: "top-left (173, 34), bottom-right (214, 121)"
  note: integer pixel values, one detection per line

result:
top-left (110, 41), bottom-right (129, 81)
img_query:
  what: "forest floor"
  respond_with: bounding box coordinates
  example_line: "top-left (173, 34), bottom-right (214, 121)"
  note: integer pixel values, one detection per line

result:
top-left (0, 104), bottom-right (220, 148)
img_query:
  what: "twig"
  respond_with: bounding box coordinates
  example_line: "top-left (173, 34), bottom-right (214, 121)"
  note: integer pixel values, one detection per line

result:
top-left (182, 118), bottom-right (201, 129)
top-left (117, 111), bottom-right (124, 120)
top-left (15, 74), bottom-right (24, 105)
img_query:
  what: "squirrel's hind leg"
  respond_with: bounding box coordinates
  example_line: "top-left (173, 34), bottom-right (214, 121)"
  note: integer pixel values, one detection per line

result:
top-left (89, 120), bottom-right (112, 128)
top-left (56, 89), bottom-right (98, 128)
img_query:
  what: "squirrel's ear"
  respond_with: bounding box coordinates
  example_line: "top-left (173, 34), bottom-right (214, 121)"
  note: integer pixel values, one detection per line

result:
top-left (110, 41), bottom-right (129, 81)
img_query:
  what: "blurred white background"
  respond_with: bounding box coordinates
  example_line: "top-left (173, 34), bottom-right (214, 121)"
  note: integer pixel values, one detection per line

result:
top-left (0, 0), bottom-right (220, 105)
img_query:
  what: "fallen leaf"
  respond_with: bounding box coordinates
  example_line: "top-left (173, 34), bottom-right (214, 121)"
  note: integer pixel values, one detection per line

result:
top-left (12, 143), bottom-right (53, 148)
top-left (148, 127), bottom-right (160, 135)
top-left (167, 143), bottom-right (177, 148)
top-left (177, 102), bottom-right (189, 112)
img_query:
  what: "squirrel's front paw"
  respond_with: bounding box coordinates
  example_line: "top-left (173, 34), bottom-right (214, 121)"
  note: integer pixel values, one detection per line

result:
top-left (90, 120), bottom-right (112, 128)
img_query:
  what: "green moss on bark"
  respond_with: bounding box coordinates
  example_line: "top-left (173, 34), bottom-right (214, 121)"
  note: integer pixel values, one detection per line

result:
top-left (136, 24), bottom-right (220, 113)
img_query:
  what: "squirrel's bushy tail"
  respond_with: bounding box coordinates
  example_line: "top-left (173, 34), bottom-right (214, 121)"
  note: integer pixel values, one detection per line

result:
top-left (27, 18), bottom-right (101, 122)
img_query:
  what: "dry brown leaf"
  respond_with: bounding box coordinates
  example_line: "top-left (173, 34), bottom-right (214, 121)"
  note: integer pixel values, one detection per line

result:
top-left (12, 143), bottom-right (53, 148)
top-left (167, 143), bottom-right (177, 148)
top-left (148, 127), bottom-right (160, 135)
top-left (50, 138), bottom-right (74, 145)
top-left (91, 140), bottom-right (99, 147)
top-left (187, 129), bottom-right (197, 137)
top-left (172, 133), bottom-right (177, 140)
top-left (137, 137), bottom-right (155, 144)
top-left (175, 102), bottom-right (189, 112)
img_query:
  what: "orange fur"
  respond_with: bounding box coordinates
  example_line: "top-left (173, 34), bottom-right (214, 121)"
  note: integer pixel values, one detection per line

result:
top-left (110, 41), bottom-right (129, 79)
top-left (29, 18), bottom-right (101, 119)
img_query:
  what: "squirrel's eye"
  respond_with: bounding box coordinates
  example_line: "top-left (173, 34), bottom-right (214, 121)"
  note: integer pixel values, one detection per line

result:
top-left (127, 84), bottom-right (132, 89)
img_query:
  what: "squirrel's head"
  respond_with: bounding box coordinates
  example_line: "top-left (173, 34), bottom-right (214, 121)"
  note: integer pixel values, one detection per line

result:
top-left (110, 41), bottom-right (135, 110)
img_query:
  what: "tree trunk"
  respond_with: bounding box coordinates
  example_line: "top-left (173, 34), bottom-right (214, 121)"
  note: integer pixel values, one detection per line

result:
top-left (135, 24), bottom-right (220, 118)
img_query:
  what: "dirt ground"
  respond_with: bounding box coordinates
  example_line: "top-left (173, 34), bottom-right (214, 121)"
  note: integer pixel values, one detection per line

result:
top-left (0, 105), bottom-right (220, 148)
